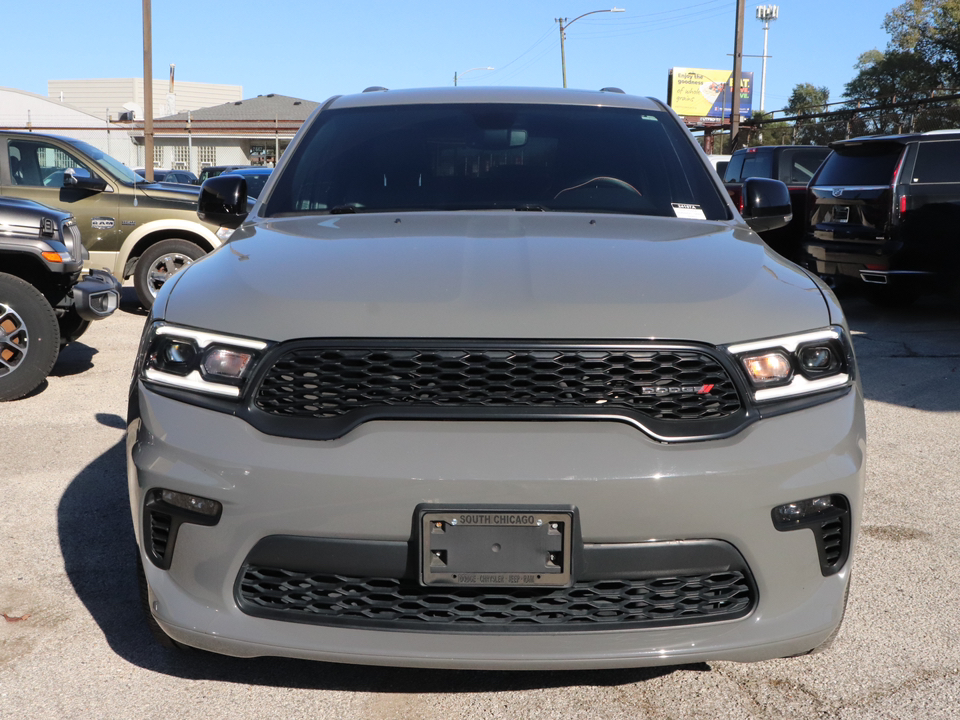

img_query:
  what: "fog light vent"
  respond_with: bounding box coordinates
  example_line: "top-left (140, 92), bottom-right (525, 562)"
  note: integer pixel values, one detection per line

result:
top-left (148, 511), bottom-right (173, 562)
top-left (143, 488), bottom-right (222, 570)
top-left (772, 495), bottom-right (851, 576)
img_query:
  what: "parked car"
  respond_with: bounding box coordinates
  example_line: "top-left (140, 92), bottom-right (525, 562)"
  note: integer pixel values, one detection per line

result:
top-left (0, 197), bottom-right (120, 400)
top-left (220, 166), bottom-right (273, 199)
top-left (1, 131), bottom-right (229, 308)
top-left (723, 145), bottom-right (831, 261)
top-left (707, 153), bottom-right (731, 178)
top-left (197, 165), bottom-right (249, 185)
top-left (803, 130), bottom-right (960, 305)
top-left (129, 86), bottom-right (864, 669)
top-left (134, 168), bottom-right (199, 185)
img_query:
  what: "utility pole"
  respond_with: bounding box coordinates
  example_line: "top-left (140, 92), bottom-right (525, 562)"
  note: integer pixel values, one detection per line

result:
top-left (756, 5), bottom-right (779, 115)
top-left (558, 19), bottom-right (568, 88)
top-left (142, 0), bottom-right (154, 182)
top-left (555, 9), bottom-right (624, 88)
top-left (730, 0), bottom-right (745, 150)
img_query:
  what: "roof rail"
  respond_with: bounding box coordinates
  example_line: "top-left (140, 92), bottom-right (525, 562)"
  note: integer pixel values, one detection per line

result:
top-left (600, 87), bottom-right (625, 94)
top-left (362, 86), bottom-right (389, 93)
top-left (922, 128), bottom-right (960, 135)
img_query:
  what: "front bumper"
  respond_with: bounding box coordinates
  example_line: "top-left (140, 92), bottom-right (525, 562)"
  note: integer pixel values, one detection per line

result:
top-left (70, 269), bottom-right (121, 321)
top-left (128, 384), bottom-right (865, 669)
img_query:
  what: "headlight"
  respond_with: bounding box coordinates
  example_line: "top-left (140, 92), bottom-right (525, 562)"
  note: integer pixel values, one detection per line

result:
top-left (726, 327), bottom-right (853, 402)
top-left (140, 322), bottom-right (268, 398)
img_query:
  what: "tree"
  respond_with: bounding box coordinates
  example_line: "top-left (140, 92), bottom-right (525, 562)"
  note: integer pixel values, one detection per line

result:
top-left (782, 84), bottom-right (838, 144)
top-left (838, 2), bottom-right (960, 135)
top-left (881, 0), bottom-right (960, 84)
top-left (844, 49), bottom-right (945, 133)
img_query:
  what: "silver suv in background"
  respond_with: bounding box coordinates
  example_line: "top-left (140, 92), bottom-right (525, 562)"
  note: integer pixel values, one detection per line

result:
top-left (128, 87), bottom-right (864, 669)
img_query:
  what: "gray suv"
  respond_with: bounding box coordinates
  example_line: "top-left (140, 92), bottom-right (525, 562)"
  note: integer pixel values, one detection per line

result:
top-left (128, 87), bottom-right (865, 669)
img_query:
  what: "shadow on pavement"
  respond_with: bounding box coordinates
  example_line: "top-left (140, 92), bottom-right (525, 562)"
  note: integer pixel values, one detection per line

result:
top-left (50, 341), bottom-right (97, 377)
top-left (838, 290), bottom-right (960, 412)
top-left (119, 286), bottom-right (147, 316)
top-left (58, 439), bottom-right (699, 691)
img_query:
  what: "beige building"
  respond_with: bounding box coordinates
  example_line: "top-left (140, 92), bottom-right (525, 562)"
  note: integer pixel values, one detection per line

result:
top-left (47, 77), bottom-right (243, 122)
top-left (141, 94), bottom-right (320, 175)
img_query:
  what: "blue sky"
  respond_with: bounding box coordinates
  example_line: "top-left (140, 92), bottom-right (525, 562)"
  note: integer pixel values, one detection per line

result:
top-left (4, 1), bottom-right (893, 116)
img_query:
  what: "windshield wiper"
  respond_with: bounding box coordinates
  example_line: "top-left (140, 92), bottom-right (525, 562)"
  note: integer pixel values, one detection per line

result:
top-left (514, 204), bottom-right (548, 211)
top-left (329, 205), bottom-right (358, 214)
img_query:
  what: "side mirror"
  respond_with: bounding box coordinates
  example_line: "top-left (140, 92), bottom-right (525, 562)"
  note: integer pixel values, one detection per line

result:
top-left (198, 175), bottom-right (248, 228)
top-left (63, 167), bottom-right (107, 192)
top-left (740, 177), bottom-right (792, 233)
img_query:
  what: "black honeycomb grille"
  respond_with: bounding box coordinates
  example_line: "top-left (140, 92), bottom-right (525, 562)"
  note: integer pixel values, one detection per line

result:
top-left (237, 567), bottom-right (755, 632)
top-left (253, 344), bottom-right (742, 422)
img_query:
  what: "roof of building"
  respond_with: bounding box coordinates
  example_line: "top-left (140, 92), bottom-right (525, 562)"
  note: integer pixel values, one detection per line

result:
top-left (0, 86), bottom-right (110, 129)
top-left (161, 93), bottom-right (320, 122)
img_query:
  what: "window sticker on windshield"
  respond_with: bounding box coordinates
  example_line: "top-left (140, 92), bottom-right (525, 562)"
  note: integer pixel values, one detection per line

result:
top-left (672, 203), bottom-right (706, 220)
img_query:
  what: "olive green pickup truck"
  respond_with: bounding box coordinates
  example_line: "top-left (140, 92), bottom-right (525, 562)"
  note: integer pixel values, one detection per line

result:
top-left (1, 131), bottom-right (226, 308)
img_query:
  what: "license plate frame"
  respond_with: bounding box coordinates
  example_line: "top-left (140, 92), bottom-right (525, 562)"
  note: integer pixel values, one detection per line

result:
top-left (418, 507), bottom-right (575, 587)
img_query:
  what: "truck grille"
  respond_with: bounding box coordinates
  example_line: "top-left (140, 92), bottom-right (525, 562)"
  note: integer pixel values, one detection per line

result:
top-left (237, 566), bottom-right (755, 632)
top-left (253, 343), bottom-right (742, 422)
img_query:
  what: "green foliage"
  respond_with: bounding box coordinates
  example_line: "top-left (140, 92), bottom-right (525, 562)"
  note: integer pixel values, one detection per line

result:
top-left (750, 1), bottom-right (960, 143)
top-left (782, 85), bottom-right (839, 144)
top-left (784, 84), bottom-right (830, 116)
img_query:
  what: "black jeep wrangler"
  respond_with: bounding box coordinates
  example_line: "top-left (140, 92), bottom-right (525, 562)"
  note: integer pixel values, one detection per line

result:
top-left (0, 196), bottom-right (120, 400)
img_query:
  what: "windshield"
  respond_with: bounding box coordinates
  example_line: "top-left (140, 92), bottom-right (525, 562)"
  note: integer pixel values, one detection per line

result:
top-left (264, 104), bottom-right (729, 220)
top-left (71, 139), bottom-right (142, 184)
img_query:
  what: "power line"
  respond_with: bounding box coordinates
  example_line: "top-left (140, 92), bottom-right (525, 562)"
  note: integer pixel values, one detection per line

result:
top-left (481, 23), bottom-right (557, 81)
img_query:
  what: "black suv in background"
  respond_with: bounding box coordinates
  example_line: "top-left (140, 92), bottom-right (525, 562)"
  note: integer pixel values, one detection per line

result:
top-left (723, 145), bottom-right (831, 261)
top-left (803, 130), bottom-right (960, 304)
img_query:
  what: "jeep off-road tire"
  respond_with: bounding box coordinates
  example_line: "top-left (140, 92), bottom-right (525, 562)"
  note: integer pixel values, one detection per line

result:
top-left (134, 239), bottom-right (204, 309)
top-left (0, 272), bottom-right (61, 401)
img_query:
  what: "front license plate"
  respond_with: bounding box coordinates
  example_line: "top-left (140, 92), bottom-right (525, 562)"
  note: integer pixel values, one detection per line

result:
top-left (419, 509), bottom-right (574, 587)
top-left (833, 205), bottom-right (849, 223)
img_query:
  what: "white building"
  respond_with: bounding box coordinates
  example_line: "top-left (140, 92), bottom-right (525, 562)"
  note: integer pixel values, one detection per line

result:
top-left (47, 77), bottom-right (243, 121)
top-left (0, 87), bottom-right (137, 167)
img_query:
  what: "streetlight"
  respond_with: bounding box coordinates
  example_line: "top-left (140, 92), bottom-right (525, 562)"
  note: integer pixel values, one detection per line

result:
top-left (555, 7), bottom-right (625, 88)
top-left (454, 66), bottom-right (494, 86)
top-left (755, 5), bottom-right (779, 114)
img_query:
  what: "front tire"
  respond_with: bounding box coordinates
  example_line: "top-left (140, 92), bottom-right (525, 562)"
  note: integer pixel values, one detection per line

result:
top-left (134, 239), bottom-right (204, 309)
top-left (0, 272), bottom-right (61, 401)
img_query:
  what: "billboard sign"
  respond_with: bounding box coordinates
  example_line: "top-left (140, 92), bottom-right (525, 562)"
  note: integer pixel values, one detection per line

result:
top-left (668, 67), bottom-right (754, 120)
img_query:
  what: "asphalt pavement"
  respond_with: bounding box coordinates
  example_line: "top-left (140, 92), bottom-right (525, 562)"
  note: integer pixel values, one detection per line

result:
top-left (1, 286), bottom-right (959, 719)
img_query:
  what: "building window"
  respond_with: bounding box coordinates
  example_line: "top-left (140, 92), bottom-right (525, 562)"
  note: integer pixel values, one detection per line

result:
top-left (198, 145), bottom-right (216, 167)
top-left (154, 145), bottom-right (164, 168)
top-left (173, 146), bottom-right (189, 170)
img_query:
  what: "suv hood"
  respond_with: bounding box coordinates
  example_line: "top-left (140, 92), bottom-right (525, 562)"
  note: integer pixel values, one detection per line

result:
top-left (161, 212), bottom-right (829, 345)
